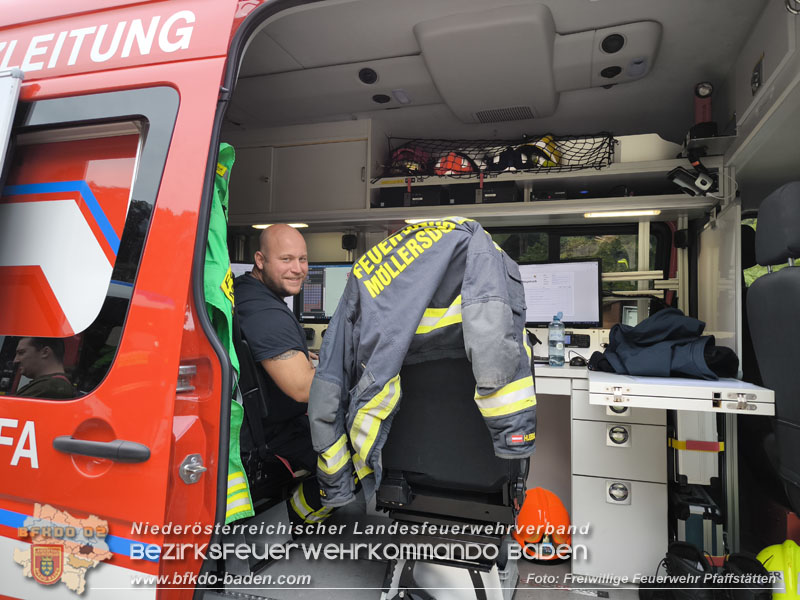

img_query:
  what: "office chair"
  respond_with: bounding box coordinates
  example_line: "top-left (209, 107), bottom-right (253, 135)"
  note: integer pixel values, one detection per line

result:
top-left (376, 357), bottom-right (529, 598)
top-left (746, 181), bottom-right (800, 517)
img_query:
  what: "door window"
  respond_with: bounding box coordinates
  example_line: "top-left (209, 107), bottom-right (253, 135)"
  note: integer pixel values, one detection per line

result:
top-left (0, 126), bottom-right (145, 398)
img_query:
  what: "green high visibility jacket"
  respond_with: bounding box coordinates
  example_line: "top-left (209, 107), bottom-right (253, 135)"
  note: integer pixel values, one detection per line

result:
top-left (204, 142), bottom-right (254, 523)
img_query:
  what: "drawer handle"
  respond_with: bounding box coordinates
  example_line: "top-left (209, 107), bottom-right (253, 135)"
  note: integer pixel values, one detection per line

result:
top-left (608, 425), bottom-right (630, 445)
top-left (608, 481), bottom-right (630, 503)
top-left (609, 405), bottom-right (629, 415)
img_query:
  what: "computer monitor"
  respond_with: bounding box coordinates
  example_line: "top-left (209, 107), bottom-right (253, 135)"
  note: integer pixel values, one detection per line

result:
top-left (518, 259), bottom-right (602, 328)
top-left (298, 262), bottom-right (352, 323)
top-left (230, 262), bottom-right (295, 313)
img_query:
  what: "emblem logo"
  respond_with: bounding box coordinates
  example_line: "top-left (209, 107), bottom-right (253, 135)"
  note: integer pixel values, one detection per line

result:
top-left (32, 544), bottom-right (63, 585)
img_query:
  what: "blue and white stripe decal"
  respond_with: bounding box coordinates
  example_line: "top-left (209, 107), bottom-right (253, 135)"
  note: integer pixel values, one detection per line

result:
top-left (4, 180), bottom-right (120, 255)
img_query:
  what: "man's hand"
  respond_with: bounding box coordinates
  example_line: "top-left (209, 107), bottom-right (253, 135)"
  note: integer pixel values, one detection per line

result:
top-left (261, 350), bottom-right (315, 403)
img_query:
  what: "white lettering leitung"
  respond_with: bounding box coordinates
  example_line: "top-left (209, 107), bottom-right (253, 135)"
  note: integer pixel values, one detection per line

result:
top-left (21, 34), bottom-right (53, 71)
top-left (0, 10), bottom-right (196, 73)
top-left (158, 11), bottom-right (195, 53)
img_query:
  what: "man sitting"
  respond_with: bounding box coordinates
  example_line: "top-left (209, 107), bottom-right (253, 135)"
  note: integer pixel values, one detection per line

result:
top-left (234, 224), bottom-right (330, 524)
top-left (14, 337), bottom-right (76, 399)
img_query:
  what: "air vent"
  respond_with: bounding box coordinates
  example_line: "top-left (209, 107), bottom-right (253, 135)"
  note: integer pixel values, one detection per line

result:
top-left (476, 106), bottom-right (535, 123)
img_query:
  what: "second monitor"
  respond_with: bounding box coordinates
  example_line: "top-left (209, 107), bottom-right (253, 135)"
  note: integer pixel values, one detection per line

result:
top-left (298, 262), bottom-right (352, 322)
top-left (518, 258), bottom-right (602, 328)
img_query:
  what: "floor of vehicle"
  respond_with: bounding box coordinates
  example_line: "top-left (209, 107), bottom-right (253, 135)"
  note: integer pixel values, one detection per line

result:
top-left (199, 496), bottom-right (640, 600)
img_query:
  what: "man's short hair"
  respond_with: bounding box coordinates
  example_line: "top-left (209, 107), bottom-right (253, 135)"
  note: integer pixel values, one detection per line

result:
top-left (26, 337), bottom-right (66, 363)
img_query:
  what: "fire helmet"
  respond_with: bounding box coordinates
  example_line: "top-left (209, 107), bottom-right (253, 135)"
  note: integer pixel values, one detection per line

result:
top-left (433, 151), bottom-right (481, 175)
top-left (388, 144), bottom-right (432, 175)
top-left (757, 539), bottom-right (800, 599)
top-left (517, 134), bottom-right (562, 168)
top-left (513, 487), bottom-right (572, 561)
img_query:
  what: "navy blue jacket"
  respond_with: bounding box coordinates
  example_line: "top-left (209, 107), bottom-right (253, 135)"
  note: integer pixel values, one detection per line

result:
top-left (600, 308), bottom-right (722, 380)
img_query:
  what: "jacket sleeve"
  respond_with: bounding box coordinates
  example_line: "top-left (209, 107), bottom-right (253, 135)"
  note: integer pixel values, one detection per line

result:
top-left (462, 227), bottom-right (536, 459)
top-left (308, 279), bottom-right (358, 507)
top-left (461, 227), bottom-right (520, 393)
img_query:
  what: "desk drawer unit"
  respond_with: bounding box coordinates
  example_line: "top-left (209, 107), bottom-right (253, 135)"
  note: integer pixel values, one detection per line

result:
top-left (572, 419), bottom-right (667, 483)
top-left (571, 475), bottom-right (667, 578)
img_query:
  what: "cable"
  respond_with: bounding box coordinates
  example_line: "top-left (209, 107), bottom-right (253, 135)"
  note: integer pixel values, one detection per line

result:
top-left (705, 171), bottom-right (739, 201)
top-left (567, 349), bottom-right (588, 361)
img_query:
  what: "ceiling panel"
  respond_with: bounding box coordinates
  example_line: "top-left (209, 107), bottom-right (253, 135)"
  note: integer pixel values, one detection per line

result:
top-left (230, 0), bottom-right (768, 143)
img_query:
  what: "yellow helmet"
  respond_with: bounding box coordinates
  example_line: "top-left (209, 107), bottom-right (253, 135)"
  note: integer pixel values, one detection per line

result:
top-left (757, 539), bottom-right (800, 598)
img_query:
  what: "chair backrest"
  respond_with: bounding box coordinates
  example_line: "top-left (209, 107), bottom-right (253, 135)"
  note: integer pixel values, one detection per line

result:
top-left (231, 308), bottom-right (297, 504)
top-left (377, 357), bottom-right (527, 524)
top-left (746, 181), bottom-right (800, 515)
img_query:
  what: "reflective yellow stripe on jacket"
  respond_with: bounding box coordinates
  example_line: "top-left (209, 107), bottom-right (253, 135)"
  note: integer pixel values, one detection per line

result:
top-left (350, 374), bottom-right (401, 464)
top-left (318, 434), bottom-right (350, 476)
top-left (352, 452), bottom-right (374, 481)
top-left (415, 295), bottom-right (462, 334)
top-left (474, 375), bottom-right (536, 418)
top-left (226, 471), bottom-right (253, 520)
top-left (289, 485), bottom-right (333, 524)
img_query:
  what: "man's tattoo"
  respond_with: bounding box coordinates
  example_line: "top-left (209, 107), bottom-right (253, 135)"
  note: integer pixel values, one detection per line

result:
top-left (268, 349), bottom-right (300, 361)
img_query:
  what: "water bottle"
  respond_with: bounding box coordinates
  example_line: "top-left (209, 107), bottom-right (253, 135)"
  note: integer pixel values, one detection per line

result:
top-left (548, 312), bottom-right (565, 367)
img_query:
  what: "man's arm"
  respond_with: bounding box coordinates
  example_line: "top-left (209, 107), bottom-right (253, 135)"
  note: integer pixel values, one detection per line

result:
top-left (261, 350), bottom-right (315, 403)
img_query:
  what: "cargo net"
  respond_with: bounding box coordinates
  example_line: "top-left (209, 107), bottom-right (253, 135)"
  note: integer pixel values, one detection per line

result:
top-left (380, 133), bottom-right (615, 180)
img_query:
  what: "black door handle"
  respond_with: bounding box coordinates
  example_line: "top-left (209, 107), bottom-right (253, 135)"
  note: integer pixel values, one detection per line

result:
top-left (53, 436), bottom-right (151, 463)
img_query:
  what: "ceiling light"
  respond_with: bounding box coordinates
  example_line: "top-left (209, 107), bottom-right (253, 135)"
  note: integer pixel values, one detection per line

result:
top-left (695, 81), bottom-right (713, 98)
top-left (392, 89), bottom-right (412, 104)
top-left (404, 218), bottom-right (429, 224)
top-left (584, 210), bottom-right (661, 218)
top-left (251, 223), bottom-right (309, 229)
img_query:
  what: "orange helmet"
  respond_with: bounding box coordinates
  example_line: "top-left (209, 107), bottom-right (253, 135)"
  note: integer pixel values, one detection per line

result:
top-left (434, 151), bottom-right (480, 175)
top-left (513, 487), bottom-right (572, 561)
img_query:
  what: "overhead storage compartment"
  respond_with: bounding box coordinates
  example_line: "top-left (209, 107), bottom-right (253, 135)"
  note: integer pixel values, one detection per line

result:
top-left (414, 4), bottom-right (559, 123)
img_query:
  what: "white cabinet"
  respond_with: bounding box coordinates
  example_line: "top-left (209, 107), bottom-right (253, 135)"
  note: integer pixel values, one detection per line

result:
top-left (228, 146), bottom-right (273, 221)
top-left (571, 475), bottom-right (667, 579)
top-left (225, 120), bottom-right (371, 225)
top-left (272, 139), bottom-right (367, 214)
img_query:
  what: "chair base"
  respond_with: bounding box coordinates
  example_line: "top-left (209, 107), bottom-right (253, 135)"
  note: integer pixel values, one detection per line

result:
top-left (384, 556), bottom-right (518, 600)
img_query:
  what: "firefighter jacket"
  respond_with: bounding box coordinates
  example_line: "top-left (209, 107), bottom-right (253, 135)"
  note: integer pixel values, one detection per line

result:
top-left (308, 217), bottom-right (536, 507)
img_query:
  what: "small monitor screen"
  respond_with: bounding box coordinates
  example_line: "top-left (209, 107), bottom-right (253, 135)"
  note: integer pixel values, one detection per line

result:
top-left (518, 259), bottom-right (602, 327)
top-left (230, 263), bottom-right (295, 312)
top-left (298, 263), bottom-right (352, 322)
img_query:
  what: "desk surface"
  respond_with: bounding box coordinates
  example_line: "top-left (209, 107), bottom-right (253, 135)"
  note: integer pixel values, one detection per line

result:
top-left (587, 370), bottom-right (774, 415)
top-left (534, 364), bottom-right (588, 379)
top-left (532, 365), bottom-right (775, 415)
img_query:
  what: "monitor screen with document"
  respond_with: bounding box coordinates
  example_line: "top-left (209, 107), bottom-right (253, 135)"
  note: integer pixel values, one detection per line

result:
top-left (518, 259), bottom-right (602, 327)
top-left (298, 262), bottom-right (352, 323)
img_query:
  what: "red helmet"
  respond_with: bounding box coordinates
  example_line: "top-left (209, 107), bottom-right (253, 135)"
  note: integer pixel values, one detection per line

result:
top-left (434, 151), bottom-right (480, 175)
top-left (388, 144), bottom-right (432, 175)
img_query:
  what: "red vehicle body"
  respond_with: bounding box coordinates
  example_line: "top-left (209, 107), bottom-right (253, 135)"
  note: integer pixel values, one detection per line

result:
top-left (0, 1), bottom-right (277, 597)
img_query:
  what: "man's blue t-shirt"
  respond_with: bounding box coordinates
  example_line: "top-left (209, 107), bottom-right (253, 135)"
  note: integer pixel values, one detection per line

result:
top-left (234, 272), bottom-right (309, 428)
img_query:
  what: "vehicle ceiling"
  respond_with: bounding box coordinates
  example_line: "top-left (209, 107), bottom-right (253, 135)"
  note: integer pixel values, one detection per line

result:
top-left (225, 0), bottom-right (766, 145)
